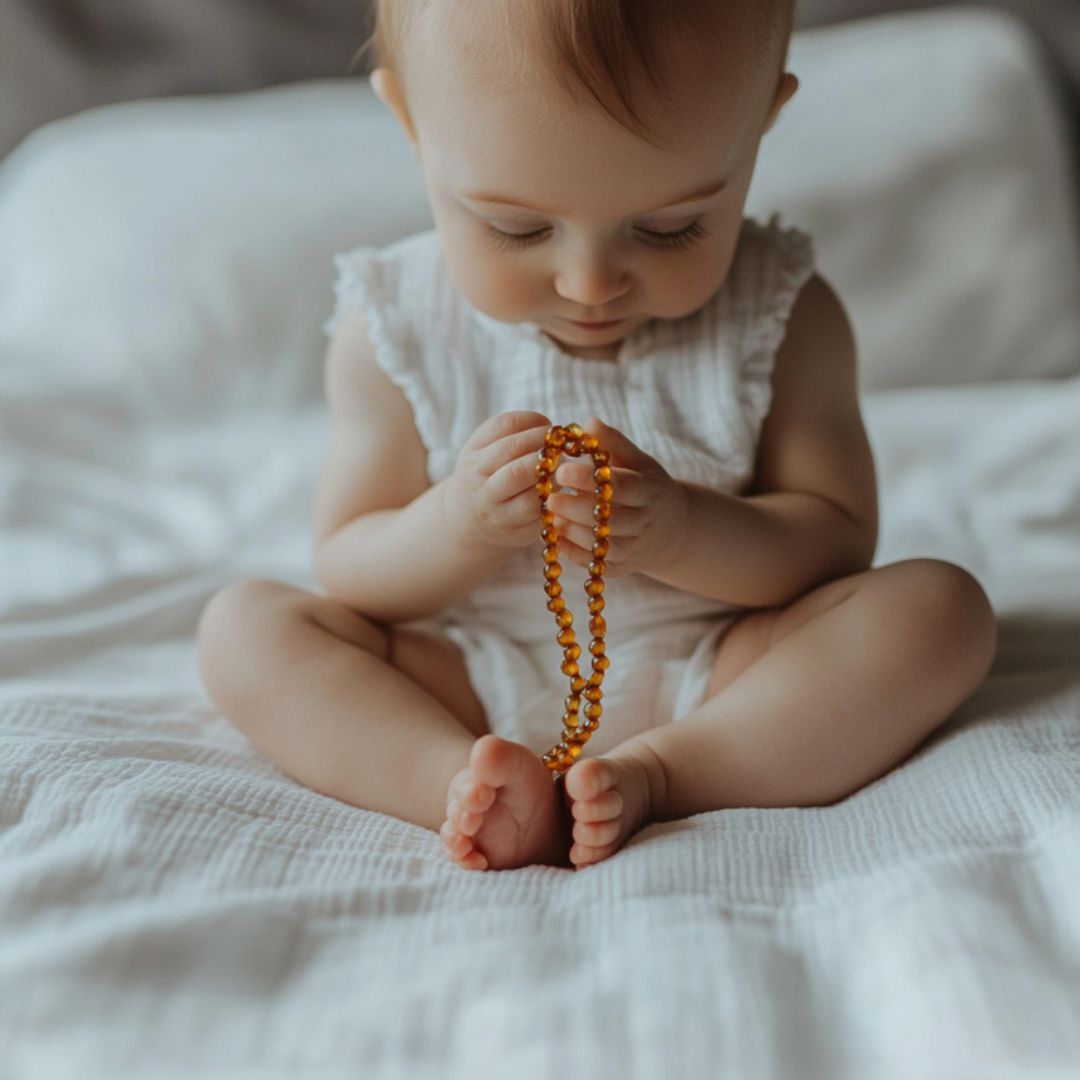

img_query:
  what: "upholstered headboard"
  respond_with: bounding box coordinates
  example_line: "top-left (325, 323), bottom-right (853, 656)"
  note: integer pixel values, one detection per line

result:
top-left (2, 1), bottom-right (1079, 164)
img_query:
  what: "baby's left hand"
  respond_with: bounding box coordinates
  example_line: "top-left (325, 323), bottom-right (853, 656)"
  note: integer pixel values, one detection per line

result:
top-left (546, 416), bottom-right (690, 579)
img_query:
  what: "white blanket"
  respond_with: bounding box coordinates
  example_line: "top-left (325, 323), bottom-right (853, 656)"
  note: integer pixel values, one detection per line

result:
top-left (2, 373), bottom-right (1079, 1079)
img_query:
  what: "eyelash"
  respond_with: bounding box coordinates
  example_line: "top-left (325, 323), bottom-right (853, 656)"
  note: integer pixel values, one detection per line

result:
top-left (482, 219), bottom-right (709, 253)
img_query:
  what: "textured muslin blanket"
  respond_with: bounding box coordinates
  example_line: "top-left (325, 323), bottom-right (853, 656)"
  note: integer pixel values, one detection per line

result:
top-left (1, 376), bottom-right (1079, 1079)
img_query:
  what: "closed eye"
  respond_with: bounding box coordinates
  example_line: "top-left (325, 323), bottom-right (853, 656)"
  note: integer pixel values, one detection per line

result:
top-left (482, 219), bottom-right (709, 253)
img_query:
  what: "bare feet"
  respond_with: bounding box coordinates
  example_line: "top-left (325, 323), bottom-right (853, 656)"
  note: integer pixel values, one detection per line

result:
top-left (562, 751), bottom-right (656, 869)
top-left (440, 734), bottom-right (573, 871)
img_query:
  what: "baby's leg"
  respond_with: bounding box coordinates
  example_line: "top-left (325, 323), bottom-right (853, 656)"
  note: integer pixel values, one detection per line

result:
top-left (195, 577), bottom-right (487, 832)
top-left (564, 558), bottom-right (997, 866)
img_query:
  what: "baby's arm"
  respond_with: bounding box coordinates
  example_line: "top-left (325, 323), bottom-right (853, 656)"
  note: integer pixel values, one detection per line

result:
top-left (312, 308), bottom-right (511, 623)
top-left (648, 273), bottom-right (878, 608)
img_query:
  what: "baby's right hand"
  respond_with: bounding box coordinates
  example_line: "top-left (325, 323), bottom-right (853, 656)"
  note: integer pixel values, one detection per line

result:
top-left (445, 410), bottom-right (554, 552)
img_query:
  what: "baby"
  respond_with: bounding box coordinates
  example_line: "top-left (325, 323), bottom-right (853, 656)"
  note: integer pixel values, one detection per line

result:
top-left (196, 0), bottom-right (997, 872)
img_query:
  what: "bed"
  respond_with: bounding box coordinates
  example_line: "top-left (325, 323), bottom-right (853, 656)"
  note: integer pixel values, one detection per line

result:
top-left (1, 7), bottom-right (1079, 1077)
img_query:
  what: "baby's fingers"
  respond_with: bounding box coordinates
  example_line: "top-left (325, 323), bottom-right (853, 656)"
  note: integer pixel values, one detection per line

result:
top-left (469, 411), bottom-right (552, 454)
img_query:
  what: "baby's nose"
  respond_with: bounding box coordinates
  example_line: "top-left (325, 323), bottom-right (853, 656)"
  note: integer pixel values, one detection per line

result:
top-left (554, 263), bottom-right (631, 309)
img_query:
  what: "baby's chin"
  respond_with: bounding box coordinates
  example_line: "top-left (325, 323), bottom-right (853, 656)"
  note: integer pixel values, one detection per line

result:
top-left (538, 316), bottom-right (649, 358)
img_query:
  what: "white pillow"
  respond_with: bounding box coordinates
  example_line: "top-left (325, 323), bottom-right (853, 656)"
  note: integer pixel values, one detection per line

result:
top-left (0, 80), bottom-right (431, 422)
top-left (747, 6), bottom-right (1080, 389)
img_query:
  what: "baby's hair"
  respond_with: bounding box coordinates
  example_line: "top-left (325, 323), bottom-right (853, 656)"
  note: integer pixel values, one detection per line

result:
top-left (350, 0), bottom-right (796, 148)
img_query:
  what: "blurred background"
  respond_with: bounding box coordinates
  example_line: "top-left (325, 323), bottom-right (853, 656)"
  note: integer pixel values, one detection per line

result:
top-left (3, 0), bottom-right (1079, 168)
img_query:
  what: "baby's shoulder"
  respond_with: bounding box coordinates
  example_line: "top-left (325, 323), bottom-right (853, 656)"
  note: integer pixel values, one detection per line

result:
top-left (327, 228), bottom-right (440, 316)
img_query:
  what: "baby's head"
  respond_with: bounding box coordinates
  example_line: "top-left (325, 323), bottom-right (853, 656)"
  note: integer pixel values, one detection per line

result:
top-left (365, 0), bottom-right (798, 359)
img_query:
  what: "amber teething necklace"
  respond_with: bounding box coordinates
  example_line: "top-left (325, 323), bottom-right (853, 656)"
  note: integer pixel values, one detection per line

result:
top-left (534, 423), bottom-right (614, 779)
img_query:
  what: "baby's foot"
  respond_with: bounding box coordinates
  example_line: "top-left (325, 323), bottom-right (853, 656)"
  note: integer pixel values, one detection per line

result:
top-left (562, 752), bottom-right (656, 869)
top-left (440, 735), bottom-right (572, 871)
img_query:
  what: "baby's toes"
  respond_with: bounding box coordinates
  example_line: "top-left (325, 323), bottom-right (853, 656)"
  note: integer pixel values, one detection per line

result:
top-left (573, 817), bottom-right (622, 847)
top-left (439, 817), bottom-right (470, 856)
top-left (448, 800), bottom-right (484, 837)
top-left (460, 779), bottom-right (497, 815)
top-left (572, 787), bottom-right (622, 823)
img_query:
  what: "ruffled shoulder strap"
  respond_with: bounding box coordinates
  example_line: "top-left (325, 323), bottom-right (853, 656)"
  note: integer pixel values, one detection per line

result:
top-left (321, 230), bottom-right (458, 482)
top-left (727, 212), bottom-right (817, 436)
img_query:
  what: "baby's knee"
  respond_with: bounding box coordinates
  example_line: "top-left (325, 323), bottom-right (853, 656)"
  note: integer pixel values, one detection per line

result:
top-left (891, 559), bottom-right (997, 680)
top-left (196, 577), bottom-right (304, 690)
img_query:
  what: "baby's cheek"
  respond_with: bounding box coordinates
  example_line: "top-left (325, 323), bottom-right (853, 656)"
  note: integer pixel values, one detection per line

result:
top-left (443, 237), bottom-right (540, 322)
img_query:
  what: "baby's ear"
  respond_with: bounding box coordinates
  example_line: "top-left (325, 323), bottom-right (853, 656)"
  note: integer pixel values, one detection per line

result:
top-left (764, 71), bottom-right (799, 134)
top-left (370, 68), bottom-right (420, 154)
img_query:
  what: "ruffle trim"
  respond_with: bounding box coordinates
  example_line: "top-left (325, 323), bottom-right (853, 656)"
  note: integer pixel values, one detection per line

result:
top-left (322, 248), bottom-right (450, 481)
top-left (735, 212), bottom-right (817, 459)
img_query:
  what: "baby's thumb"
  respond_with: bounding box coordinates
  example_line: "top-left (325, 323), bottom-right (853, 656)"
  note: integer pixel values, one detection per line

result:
top-left (583, 416), bottom-right (649, 469)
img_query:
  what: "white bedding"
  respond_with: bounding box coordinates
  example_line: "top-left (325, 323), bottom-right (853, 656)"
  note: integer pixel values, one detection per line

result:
top-left (2, 378), bottom-right (1079, 1078)
top-left (3, 7), bottom-right (1080, 1078)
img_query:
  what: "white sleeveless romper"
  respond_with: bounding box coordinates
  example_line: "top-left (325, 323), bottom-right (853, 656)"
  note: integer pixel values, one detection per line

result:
top-left (324, 214), bottom-right (816, 759)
